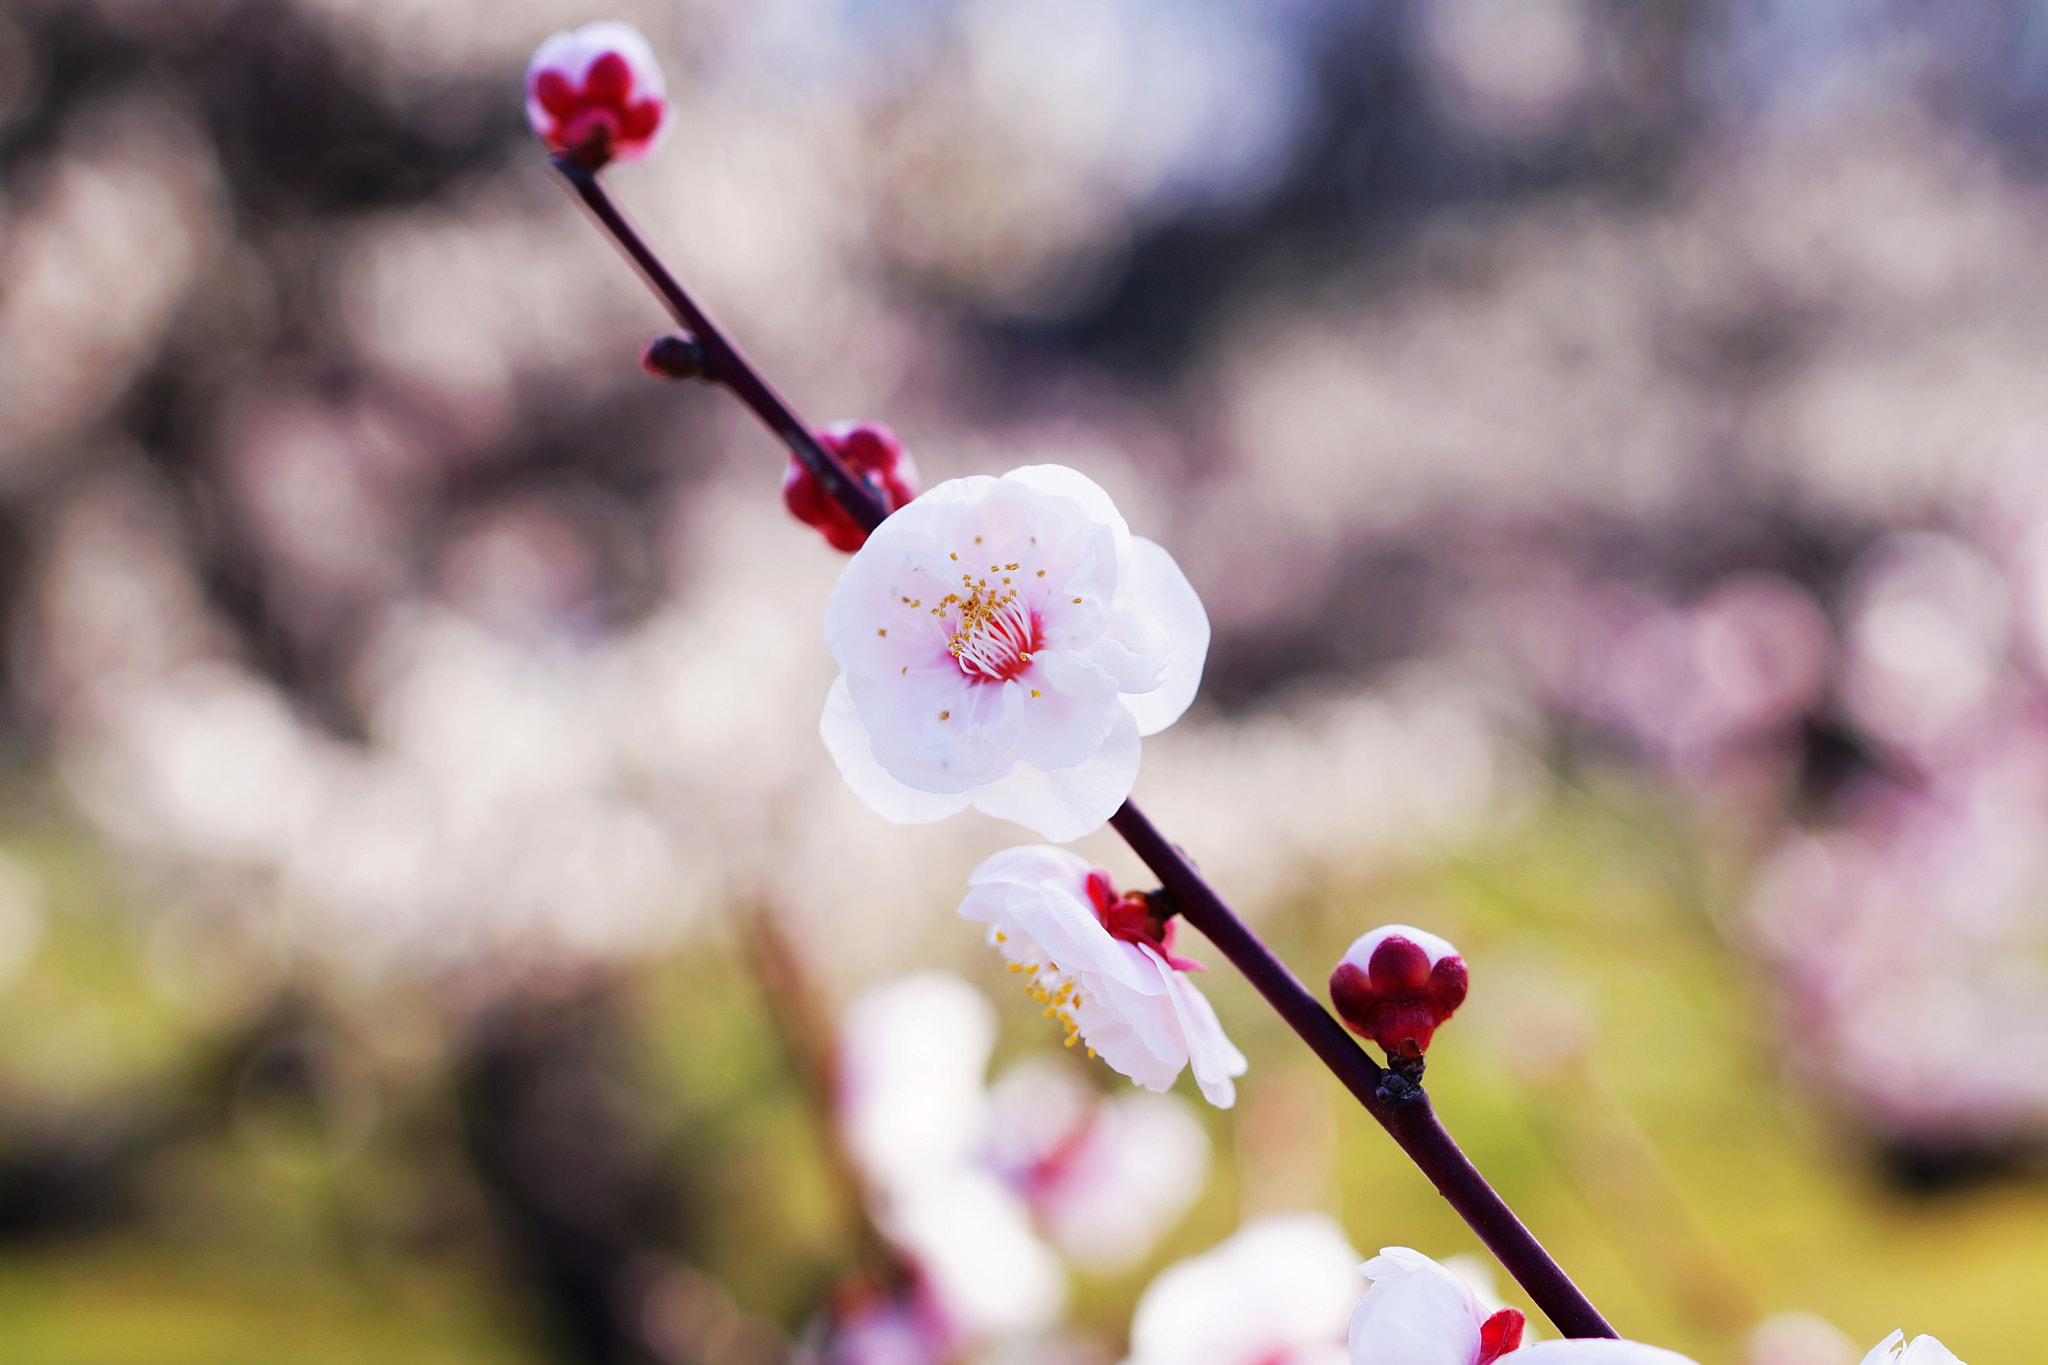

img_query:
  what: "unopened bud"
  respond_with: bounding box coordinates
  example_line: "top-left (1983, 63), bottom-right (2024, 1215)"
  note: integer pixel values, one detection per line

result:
top-left (784, 421), bottom-right (920, 552)
top-left (641, 332), bottom-right (707, 382)
top-left (525, 22), bottom-right (671, 167)
top-left (1329, 925), bottom-right (1468, 1061)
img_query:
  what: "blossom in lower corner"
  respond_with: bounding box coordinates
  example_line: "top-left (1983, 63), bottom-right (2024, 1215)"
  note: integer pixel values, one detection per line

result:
top-left (1859, 1330), bottom-right (1965, 1365)
top-left (1350, 1249), bottom-right (1698, 1365)
top-left (786, 422), bottom-right (921, 553)
top-left (525, 22), bottom-right (671, 165)
top-left (1349, 1248), bottom-right (1525, 1365)
top-left (959, 846), bottom-right (1246, 1107)
top-left (1123, 1214), bottom-right (1363, 1365)
top-left (1330, 925), bottom-right (1469, 1061)
top-left (820, 463), bottom-right (1208, 842)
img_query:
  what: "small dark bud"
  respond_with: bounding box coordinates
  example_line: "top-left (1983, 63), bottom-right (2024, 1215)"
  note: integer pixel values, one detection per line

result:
top-left (641, 332), bottom-right (708, 382)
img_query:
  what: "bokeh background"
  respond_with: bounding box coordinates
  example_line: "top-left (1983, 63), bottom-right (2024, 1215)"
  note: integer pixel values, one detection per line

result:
top-left (1, 0), bottom-right (2046, 1360)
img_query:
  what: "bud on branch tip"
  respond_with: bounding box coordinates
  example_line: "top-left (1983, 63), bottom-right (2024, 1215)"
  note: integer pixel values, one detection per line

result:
top-left (526, 21), bottom-right (672, 167)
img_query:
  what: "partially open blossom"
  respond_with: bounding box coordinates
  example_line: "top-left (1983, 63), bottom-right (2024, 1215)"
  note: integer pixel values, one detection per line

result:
top-left (1124, 1214), bottom-right (1363, 1365)
top-left (822, 464), bottom-right (1209, 841)
top-left (1859, 1331), bottom-right (1965, 1365)
top-left (959, 846), bottom-right (1246, 1106)
top-left (1350, 1249), bottom-right (1697, 1365)
top-left (1330, 926), bottom-right (1469, 1060)
top-left (787, 422), bottom-right (921, 553)
top-left (1348, 1248), bottom-right (1524, 1365)
top-left (525, 22), bottom-right (671, 165)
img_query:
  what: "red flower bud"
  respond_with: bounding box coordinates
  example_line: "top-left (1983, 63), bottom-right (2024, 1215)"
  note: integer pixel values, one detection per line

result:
top-left (1329, 925), bottom-right (1468, 1060)
top-left (784, 421), bottom-right (920, 553)
top-left (525, 22), bottom-right (671, 167)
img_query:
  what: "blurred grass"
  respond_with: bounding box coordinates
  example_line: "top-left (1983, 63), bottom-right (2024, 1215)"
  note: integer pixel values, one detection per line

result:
top-left (0, 775), bottom-right (2042, 1364)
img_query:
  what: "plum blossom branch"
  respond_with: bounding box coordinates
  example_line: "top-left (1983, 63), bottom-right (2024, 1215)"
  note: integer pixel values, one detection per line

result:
top-left (547, 137), bottom-right (1618, 1346)
top-left (549, 153), bottom-right (890, 536)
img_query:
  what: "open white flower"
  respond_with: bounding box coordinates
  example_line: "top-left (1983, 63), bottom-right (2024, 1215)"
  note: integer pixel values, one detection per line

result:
top-left (959, 845), bottom-right (1246, 1106)
top-left (1859, 1330), bottom-right (1965, 1365)
top-left (1123, 1214), bottom-right (1363, 1365)
top-left (1350, 1248), bottom-right (1697, 1365)
top-left (821, 464), bottom-right (1208, 842)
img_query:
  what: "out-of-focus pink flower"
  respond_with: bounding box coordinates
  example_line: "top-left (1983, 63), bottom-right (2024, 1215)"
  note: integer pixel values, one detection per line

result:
top-left (1842, 533), bottom-right (2013, 760)
top-left (1744, 720), bottom-right (2048, 1139)
top-left (960, 845), bottom-right (1246, 1106)
top-left (1858, 1330), bottom-right (1965, 1365)
top-left (786, 422), bottom-right (921, 553)
top-left (822, 465), bottom-right (1208, 842)
top-left (800, 1282), bottom-right (952, 1365)
top-left (833, 975), bottom-right (1067, 1347)
top-left (525, 22), bottom-right (671, 165)
top-left (984, 1059), bottom-right (1209, 1272)
top-left (1124, 1214), bottom-right (1363, 1365)
top-left (1330, 926), bottom-right (1468, 1060)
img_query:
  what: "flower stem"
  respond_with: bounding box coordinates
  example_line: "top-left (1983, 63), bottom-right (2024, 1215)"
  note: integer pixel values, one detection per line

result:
top-left (552, 158), bottom-right (1618, 1342)
top-left (1108, 803), bottom-right (1616, 1340)
top-left (551, 154), bottom-right (889, 532)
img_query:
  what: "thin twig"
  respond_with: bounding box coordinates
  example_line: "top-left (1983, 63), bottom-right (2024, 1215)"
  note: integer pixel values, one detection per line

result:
top-left (553, 154), bottom-right (888, 531)
top-left (551, 157), bottom-right (1618, 1342)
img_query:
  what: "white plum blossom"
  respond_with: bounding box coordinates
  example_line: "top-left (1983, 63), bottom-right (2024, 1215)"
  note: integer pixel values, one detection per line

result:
top-left (1859, 1331), bottom-right (1966, 1365)
top-left (525, 22), bottom-right (672, 163)
top-left (960, 845), bottom-right (1247, 1107)
top-left (1123, 1214), bottom-right (1364, 1365)
top-left (821, 465), bottom-right (1209, 842)
top-left (1349, 1249), bottom-right (1699, 1365)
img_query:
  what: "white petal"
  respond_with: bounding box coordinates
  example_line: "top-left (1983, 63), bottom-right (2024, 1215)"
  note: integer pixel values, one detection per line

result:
top-left (1116, 537), bottom-right (1210, 736)
top-left (1338, 924), bottom-right (1462, 974)
top-left (1014, 650), bottom-right (1121, 772)
top-left (1852, 1333), bottom-right (1964, 1365)
top-left (969, 707), bottom-right (1141, 841)
top-left (527, 21), bottom-right (668, 96)
top-left (1348, 1249), bottom-right (1484, 1365)
top-left (1072, 985), bottom-right (1186, 1093)
top-left (1004, 464), bottom-right (1133, 576)
top-left (968, 844), bottom-right (1093, 888)
top-left (1092, 632), bottom-right (1168, 695)
top-left (820, 676), bottom-right (973, 824)
top-left (1158, 957), bottom-right (1249, 1108)
top-left (850, 666), bottom-right (1027, 793)
top-left (1516, 1342), bottom-right (1703, 1364)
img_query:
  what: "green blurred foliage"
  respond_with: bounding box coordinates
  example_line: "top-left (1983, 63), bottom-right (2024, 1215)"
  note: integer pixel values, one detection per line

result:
top-left (0, 772), bottom-right (2042, 1364)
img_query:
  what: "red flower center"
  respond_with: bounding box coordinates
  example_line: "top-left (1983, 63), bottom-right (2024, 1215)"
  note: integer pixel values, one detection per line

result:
top-left (945, 587), bottom-right (1040, 683)
top-left (1085, 871), bottom-right (1202, 971)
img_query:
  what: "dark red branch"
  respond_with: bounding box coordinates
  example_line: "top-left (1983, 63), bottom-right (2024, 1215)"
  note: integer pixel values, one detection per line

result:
top-left (551, 157), bottom-right (1617, 1342)
top-left (1107, 803), bottom-right (1614, 1339)
top-left (552, 154), bottom-right (888, 531)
